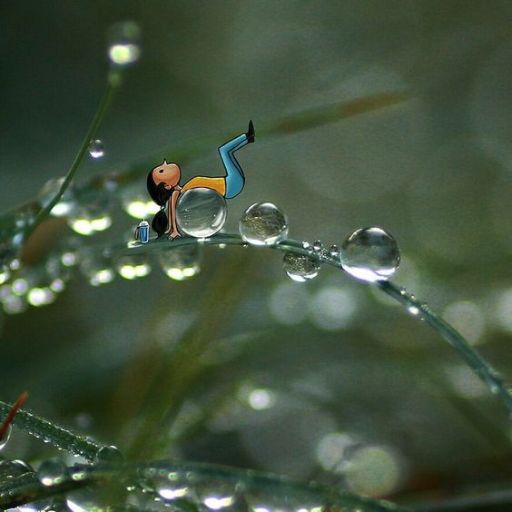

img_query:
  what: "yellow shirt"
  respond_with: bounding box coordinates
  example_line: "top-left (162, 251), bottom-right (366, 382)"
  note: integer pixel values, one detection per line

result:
top-left (181, 176), bottom-right (226, 196)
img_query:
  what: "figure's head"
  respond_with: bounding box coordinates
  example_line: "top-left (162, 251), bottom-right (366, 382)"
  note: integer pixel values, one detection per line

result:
top-left (146, 160), bottom-right (181, 206)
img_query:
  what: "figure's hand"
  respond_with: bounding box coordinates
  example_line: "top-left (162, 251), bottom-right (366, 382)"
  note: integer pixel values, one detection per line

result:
top-left (168, 229), bottom-right (182, 240)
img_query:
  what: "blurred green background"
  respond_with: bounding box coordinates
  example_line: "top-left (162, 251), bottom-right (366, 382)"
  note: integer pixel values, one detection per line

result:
top-left (2, 1), bottom-right (512, 508)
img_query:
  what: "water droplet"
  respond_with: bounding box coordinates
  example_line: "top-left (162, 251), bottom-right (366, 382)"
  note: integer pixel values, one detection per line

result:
top-left (159, 245), bottom-right (201, 281)
top-left (96, 445), bottom-right (124, 464)
top-left (2, 294), bottom-right (27, 314)
top-left (37, 177), bottom-right (77, 217)
top-left (120, 185), bottom-right (160, 219)
top-left (37, 459), bottom-right (68, 486)
top-left (313, 240), bottom-right (323, 252)
top-left (176, 188), bottom-right (227, 238)
top-left (27, 287), bottom-right (56, 307)
top-left (283, 253), bottom-right (320, 282)
top-left (12, 275), bottom-right (35, 296)
top-left (407, 304), bottom-right (421, 316)
top-left (61, 251), bottom-right (79, 267)
top-left (88, 139), bottom-right (104, 159)
top-left (116, 255), bottom-right (151, 280)
top-left (0, 265), bottom-right (10, 286)
top-left (239, 202), bottom-right (288, 246)
top-left (328, 245), bottom-right (340, 258)
top-left (107, 21), bottom-right (141, 66)
top-left (68, 206), bottom-right (112, 236)
top-left (341, 227), bottom-right (400, 282)
top-left (0, 424), bottom-right (12, 450)
top-left (0, 459), bottom-right (33, 479)
top-left (80, 253), bottom-right (115, 286)
top-left (66, 487), bottom-right (102, 512)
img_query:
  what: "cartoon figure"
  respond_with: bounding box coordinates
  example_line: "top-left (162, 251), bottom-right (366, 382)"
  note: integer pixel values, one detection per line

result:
top-left (147, 120), bottom-right (255, 239)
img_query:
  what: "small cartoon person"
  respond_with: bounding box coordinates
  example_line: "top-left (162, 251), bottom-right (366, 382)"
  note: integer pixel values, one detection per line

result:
top-left (147, 120), bottom-right (255, 239)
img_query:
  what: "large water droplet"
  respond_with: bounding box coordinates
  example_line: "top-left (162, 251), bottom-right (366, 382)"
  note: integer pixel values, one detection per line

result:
top-left (116, 255), bottom-right (151, 280)
top-left (88, 139), bottom-right (105, 159)
top-left (107, 21), bottom-right (141, 66)
top-left (0, 424), bottom-right (12, 450)
top-left (239, 202), bottom-right (288, 246)
top-left (283, 253), bottom-right (320, 282)
top-left (37, 459), bottom-right (68, 486)
top-left (159, 245), bottom-right (201, 281)
top-left (340, 227), bottom-right (400, 282)
top-left (37, 177), bottom-right (77, 217)
top-left (176, 188), bottom-right (227, 238)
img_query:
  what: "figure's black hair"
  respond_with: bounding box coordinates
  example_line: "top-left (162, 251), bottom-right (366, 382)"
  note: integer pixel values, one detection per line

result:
top-left (147, 169), bottom-right (173, 237)
top-left (147, 171), bottom-right (173, 205)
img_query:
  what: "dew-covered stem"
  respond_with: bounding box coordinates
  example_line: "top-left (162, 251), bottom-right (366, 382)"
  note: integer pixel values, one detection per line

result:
top-left (122, 233), bottom-right (512, 417)
top-left (0, 399), bottom-right (104, 461)
top-left (27, 71), bottom-right (119, 238)
top-left (377, 281), bottom-right (512, 415)
top-left (0, 461), bottom-right (409, 511)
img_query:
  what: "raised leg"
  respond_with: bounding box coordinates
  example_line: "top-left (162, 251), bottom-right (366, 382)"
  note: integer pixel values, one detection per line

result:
top-left (219, 121), bottom-right (255, 199)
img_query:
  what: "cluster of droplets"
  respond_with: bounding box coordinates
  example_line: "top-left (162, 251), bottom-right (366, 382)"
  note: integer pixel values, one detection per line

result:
top-left (237, 203), bottom-right (401, 284)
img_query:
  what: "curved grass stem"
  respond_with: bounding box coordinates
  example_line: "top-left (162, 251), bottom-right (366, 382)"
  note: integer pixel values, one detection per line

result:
top-left (123, 233), bottom-right (512, 417)
top-left (25, 70), bottom-right (120, 239)
top-left (0, 460), bottom-right (409, 511)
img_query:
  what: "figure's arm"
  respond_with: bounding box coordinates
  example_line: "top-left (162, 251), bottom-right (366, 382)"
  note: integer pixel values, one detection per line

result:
top-left (167, 189), bottom-right (181, 239)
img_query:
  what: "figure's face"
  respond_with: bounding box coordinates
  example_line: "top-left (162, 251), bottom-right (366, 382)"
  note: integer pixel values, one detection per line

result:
top-left (151, 161), bottom-right (181, 188)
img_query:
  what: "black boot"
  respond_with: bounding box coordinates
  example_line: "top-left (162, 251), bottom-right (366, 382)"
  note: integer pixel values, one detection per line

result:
top-left (246, 120), bottom-right (255, 143)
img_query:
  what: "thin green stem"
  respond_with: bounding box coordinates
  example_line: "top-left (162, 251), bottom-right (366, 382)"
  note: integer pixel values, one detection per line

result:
top-left (26, 71), bottom-right (119, 239)
top-left (0, 461), bottom-right (409, 511)
top-left (121, 233), bottom-right (512, 417)
top-left (0, 400), bottom-right (104, 461)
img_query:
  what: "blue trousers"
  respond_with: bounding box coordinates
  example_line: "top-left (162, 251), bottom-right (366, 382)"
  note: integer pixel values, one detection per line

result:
top-left (218, 133), bottom-right (248, 199)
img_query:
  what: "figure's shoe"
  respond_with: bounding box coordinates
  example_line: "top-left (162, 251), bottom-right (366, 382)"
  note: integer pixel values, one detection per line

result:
top-left (246, 120), bottom-right (255, 143)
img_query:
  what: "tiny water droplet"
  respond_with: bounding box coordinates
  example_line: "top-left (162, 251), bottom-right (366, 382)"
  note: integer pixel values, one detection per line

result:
top-left (159, 245), bottom-right (201, 281)
top-left (283, 253), bottom-right (320, 282)
top-left (96, 445), bottom-right (124, 464)
top-left (107, 21), bottom-right (141, 66)
top-left (302, 241), bottom-right (311, 250)
top-left (176, 188), bottom-right (227, 238)
top-left (329, 244), bottom-right (340, 258)
top-left (37, 177), bottom-right (77, 217)
top-left (407, 305), bottom-right (421, 316)
top-left (116, 255), bottom-right (151, 280)
top-left (37, 459), bottom-right (68, 486)
top-left (341, 227), bottom-right (400, 282)
top-left (239, 202), bottom-right (288, 246)
top-left (0, 424), bottom-right (12, 450)
top-left (313, 240), bottom-right (323, 252)
top-left (88, 139), bottom-right (104, 159)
